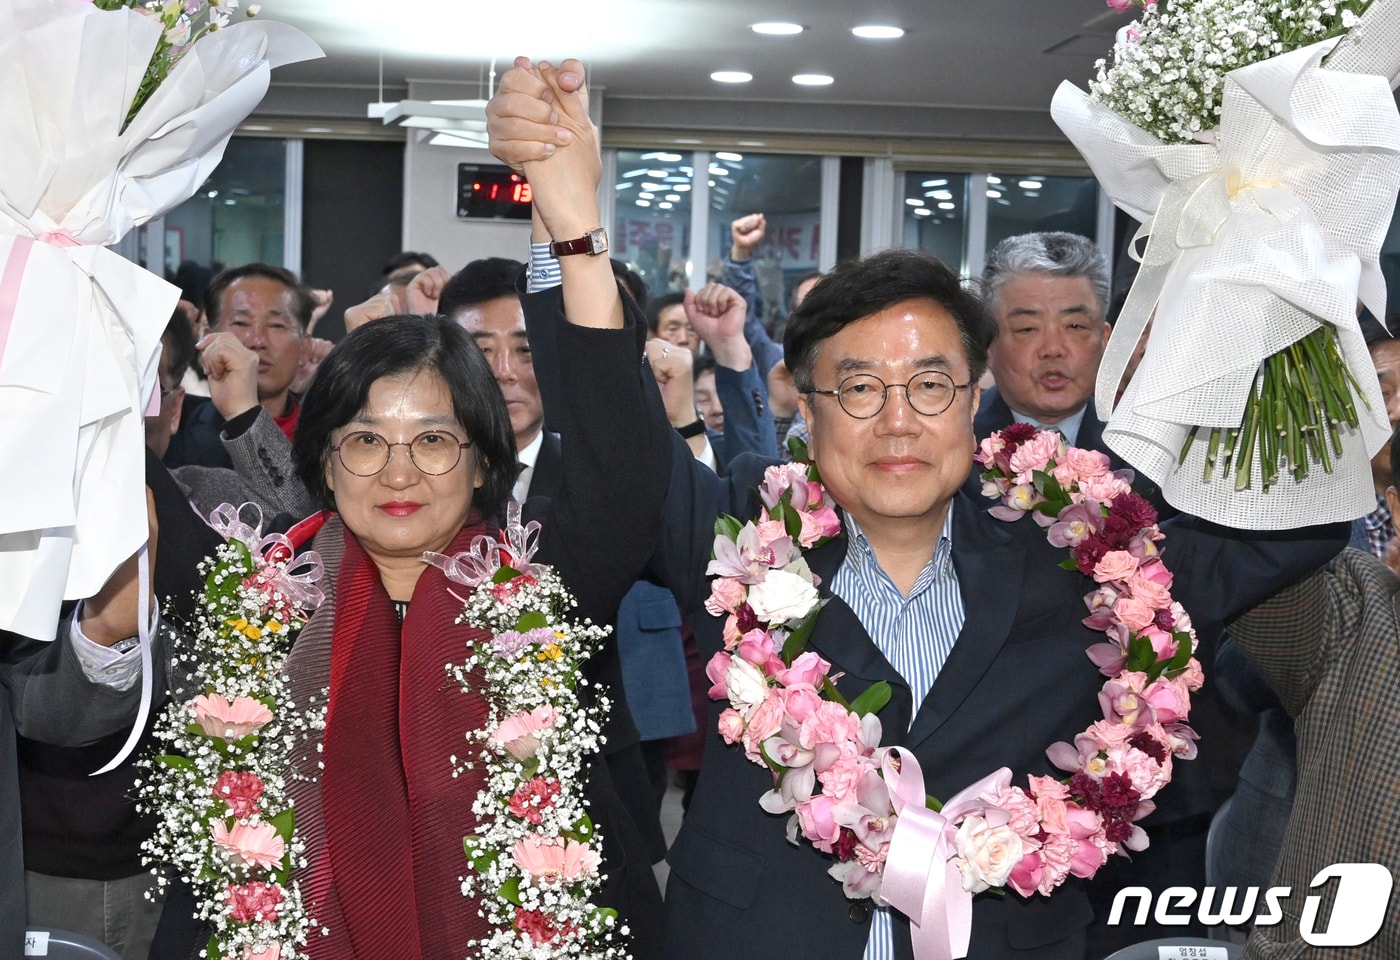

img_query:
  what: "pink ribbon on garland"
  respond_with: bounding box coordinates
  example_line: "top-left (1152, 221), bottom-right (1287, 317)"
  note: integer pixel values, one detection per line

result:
top-left (879, 748), bottom-right (1013, 960)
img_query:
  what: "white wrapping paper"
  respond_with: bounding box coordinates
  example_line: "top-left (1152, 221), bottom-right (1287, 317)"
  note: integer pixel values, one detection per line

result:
top-left (1052, 29), bottom-right (1400, 529)
top-left (0, 0), bottom-right (321, 641)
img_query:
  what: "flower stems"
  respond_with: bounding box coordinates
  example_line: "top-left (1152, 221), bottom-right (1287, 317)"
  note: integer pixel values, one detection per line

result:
top-left (1179, 325), bottom-right (1365, 490)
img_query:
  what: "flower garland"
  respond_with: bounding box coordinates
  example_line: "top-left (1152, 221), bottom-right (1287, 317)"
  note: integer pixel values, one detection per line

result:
top-left (139, 504), bottom-right (327, 960)
top-left (425, 504), bottom-right (630, 960)
top-left (705, 431), bottom-right (1202, 958)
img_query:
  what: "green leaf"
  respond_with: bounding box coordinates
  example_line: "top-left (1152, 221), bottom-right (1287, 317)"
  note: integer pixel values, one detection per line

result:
top-left (821, 676), bottom-right (851, 710)
top-left (1124, 634), bottom-right (1156, 673)
top-left (780, 599), bottom-right (827, 662)
top-left (782, 504), bottom-right (804, 541)
top-left (714, 515), bottom-right (743, 541)
top-left (514, 610), bottom-right (548, 632)
top-left (499, 875), bottom-right (523, 906)
top-left (848, 681), bottom-right (892, 718)
top-left (268, 807), bottom-right (295, 843)
top-left (574, 813), bottom-right (595, 840)
top-left (492, 564), bottom-right (522, 584)
top-left (787, 436), bottom-right (810, 464)
top-left (156, 754), bottom-right (194, 771)
top-left (1058, 558), bottom-right (1080, 572)
top-left (464, 840), bottom-right (497, 875)
top-left (1166, 630), bottom-right (1194, 672)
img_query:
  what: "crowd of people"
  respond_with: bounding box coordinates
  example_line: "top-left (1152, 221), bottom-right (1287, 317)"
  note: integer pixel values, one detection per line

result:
top-left (1, 55), bottom-right (1396, 960)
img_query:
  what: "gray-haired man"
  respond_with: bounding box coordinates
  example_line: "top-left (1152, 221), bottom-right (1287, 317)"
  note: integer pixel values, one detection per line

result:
top-left (977, 232), bottom-right (1111, 445)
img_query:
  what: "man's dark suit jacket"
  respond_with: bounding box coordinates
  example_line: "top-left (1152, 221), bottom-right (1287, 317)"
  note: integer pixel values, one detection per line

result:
top-left (523, 285), bottom-right (1346, 958)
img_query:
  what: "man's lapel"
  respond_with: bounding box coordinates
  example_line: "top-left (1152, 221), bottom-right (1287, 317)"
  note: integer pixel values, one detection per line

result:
top-left (802, 534), bottom-right (913, 732)
top-left (904, 494), bottom-right (1025, 750)
top-left (526, 430), bottom-right (563, 501)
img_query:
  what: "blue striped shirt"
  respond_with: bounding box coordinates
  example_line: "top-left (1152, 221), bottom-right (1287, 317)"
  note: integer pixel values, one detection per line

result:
top-left (831, 508), bottom-right (964, 960)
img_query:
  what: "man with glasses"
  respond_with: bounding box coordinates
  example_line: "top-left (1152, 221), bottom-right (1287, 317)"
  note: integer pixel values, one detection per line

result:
top-left (487, 58), bottom-right (1346, 960)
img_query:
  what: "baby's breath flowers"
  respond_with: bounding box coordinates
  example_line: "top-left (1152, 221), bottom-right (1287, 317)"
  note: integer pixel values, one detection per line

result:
top-left (138, 508), bottom-right (325, 960)
top-left (92, 0), bottom-right (264, 127)
top-left (426, 505), bottom-right (631, 959)
top-left (1091, 0), bottom-right (1373, 492)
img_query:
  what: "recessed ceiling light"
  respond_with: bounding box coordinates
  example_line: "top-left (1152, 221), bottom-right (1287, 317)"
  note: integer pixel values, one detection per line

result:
top-left (930, 190), bottom-right (953, 200)
top-left (914, 208), bottom-right (932, 216)
top-left (712, 71), bottom-right (753, 83)
top-left (642, 182), bottom-right (665, 190)
top-left (709, 165), bottom-right (730, 176)
top-left (641, 151), bottom-right (683, 161)
top-left (674, 184), bottom-right (692, 192)
top-left (793, 74), bottom-right (834, 86)
top-left (715, 151), bottom-right (744, 162)
top-left (986, 189), bottom-right (1003, 198)
top-left (658, 202), bottom-right (674, 209)
top-left (614, 182), bottom-right (633, 191)
top-left (752, 21), bottom-right (803, 35)
top-left (938, 202), bottom-right (956, 210)
top-left (986, 175), bottom-right (1002, 184)
top-left (639, 192), bottom-right (655, 199)
top-left (665, 194), bottom-right (681, 201)
top-left (636, 199), bottom-right (651, 207)
top-left (852, 25), bottom-right (904, 39)
top-left (1018, 180), bottom-right (1043, 190)
top-left (921, 179), bottom-right (948, 188)
top-left (905, 198), bottom-right (924, 206)
top-left (622, 168), bottom-right (648, 178)
top-left (647, 170), bottom-right (668, 178)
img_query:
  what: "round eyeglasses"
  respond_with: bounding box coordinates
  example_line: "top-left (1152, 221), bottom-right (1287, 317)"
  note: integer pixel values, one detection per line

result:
top-left (330, 430), bottom-right (472, 477)
top-left (808, 370), bottom-right (971, 419)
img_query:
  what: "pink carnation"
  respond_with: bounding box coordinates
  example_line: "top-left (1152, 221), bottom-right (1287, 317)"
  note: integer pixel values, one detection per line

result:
top-left (993, 786), bottom-right (1042, 840)
top-left (225, 881), bottom-right (284, 922)
top-left (798, 700), bottom-right (862, 752)
top-left (508, 777), bottom-right (562, 824)
top-left (212, 770), bottom-right (265, 819)
top-left (1008, 431), bottom-right (1062, 483)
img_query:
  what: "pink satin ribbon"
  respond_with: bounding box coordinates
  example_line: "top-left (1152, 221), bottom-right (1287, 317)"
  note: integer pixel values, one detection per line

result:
top-left (423, 500), bottom-right (545, 587)
top-left (207, 502), bottom-right (326, 612)
top-left (880, 748), bottom-right (1014, 960)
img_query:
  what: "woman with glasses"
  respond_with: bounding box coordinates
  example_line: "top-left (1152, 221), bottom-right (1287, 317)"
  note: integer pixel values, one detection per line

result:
top-left (143, 312), bottom-right (671, 959)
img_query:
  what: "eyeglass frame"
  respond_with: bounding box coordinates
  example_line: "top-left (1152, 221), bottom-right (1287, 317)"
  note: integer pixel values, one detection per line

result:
top-left (329, 429), bottom-right (473, 477)
top-left (806, 370), bottom-right (972, 419)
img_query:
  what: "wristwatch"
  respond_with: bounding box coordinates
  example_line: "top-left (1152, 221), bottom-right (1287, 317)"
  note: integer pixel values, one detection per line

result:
top-left (549, 227), bottom-right (609, 258)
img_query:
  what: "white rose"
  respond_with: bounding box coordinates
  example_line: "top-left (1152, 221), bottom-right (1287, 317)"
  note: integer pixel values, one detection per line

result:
top-left (953, 815), bottom-right (1024, 894)
top-left (725, 656), bottom-right (768, 719)
top-left (746, 569), bottom-right (819, 624)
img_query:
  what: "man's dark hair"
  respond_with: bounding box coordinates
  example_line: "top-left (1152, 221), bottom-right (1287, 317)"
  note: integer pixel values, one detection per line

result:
top-left (160, 307), bottom-right (198, 386)
top-left (438, 258), bottom-right (524, 320)
top-left (382, 251), bottom-right (439, 278)
top-left (611, 259), bottom-right (648, 310)
top-left (783, 249), bottom-right (995, 392)
top-left (293, 315), bottom-right (516, 516)
top-left (645, 291), bottom-right (685, 335)
top-left (204, 263), bottom-right (314, 331)
top-left (1390, 422), bottom-right (1400, 491)
top-left (692, 351), bottom-right (716, 378)
top-left (1362, 312), bottom-right (1395, 354)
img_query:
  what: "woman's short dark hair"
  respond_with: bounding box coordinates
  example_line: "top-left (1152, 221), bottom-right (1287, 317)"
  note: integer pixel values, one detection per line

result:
top-left (293, 315), bottom-right (517, 516)
top-left (782, 249), bottom-right (995, 392)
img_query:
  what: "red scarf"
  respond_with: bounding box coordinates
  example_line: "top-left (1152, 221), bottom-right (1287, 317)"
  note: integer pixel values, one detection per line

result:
top-left (274, 395), bottom-right (301, 441)
top-left (315, 515), bottom-right (494, 958)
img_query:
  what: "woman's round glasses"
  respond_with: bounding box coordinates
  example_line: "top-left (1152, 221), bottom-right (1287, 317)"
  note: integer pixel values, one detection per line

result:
top-left (808, 371), bottom-right (970, 419)
top-left (331, 430), bottom-right (472, 477)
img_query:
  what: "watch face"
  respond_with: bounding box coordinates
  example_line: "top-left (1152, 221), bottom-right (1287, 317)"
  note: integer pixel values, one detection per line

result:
top-left (588, 229), bottom-right (609, 255)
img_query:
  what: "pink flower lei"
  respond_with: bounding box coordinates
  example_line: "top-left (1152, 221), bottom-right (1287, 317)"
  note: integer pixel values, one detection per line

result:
top-left (706, 432), bottom-right (1202, 960)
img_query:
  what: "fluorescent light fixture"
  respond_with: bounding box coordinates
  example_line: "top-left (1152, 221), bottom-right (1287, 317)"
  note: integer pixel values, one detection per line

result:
top-left (930, 190), bottom-right (953, 200)
top-left (986, 175), bottom-right (1002, 184)
top-left (639, 192), bottom-right (655, 199)
top-left (715, 151), bottom-right (744, 162)
top-left (1018, 180), bottom-right (1043, 190)
top-left (905, 198), bottom-right (924, 206)
top-left (623, 168), bottom-right (649, 178)
top-left (752, 21), bottom-right (803, 35)
top-left (636, 199), bottom-right (651, 207)
top-left (658, 202), bottom-right (674, 209)
top-left (914, 207), bottom-right (932, 216)
top-left (709, 165), bottom-right (730, 176)
top-left (793, 74), bottom-right (834, 86)
top-left (852, 25), bottom-right (905, 39)
top-left (615, 182), bottom-right (634, 191)
top-left (712, 71), bottom-right (753, 83)
top-left (986, 189), bottom-right (1002, 198)
top-left (372, 99), bottom-right (490, 149)
top-left (665, 194), bottom-right (681, 201)
top-left (938, 202), bottom-right (956, 210)
top-left (642, 152), bottom-right (683, 161)
top-left (997, 198), bottom-right (1012, 205)
top-left (674, 184), bottom-right (692, 192)
top-left (647, 170), bottom-right (668, 178)
top-left (642, 182), bottom-right (665, 190)
top-left (921, 179), bottom-right (948, 188)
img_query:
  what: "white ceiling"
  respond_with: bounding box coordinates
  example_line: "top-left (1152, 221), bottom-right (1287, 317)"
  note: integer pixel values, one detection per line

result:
top-left (259, 0), bottom-right (1132, 144)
